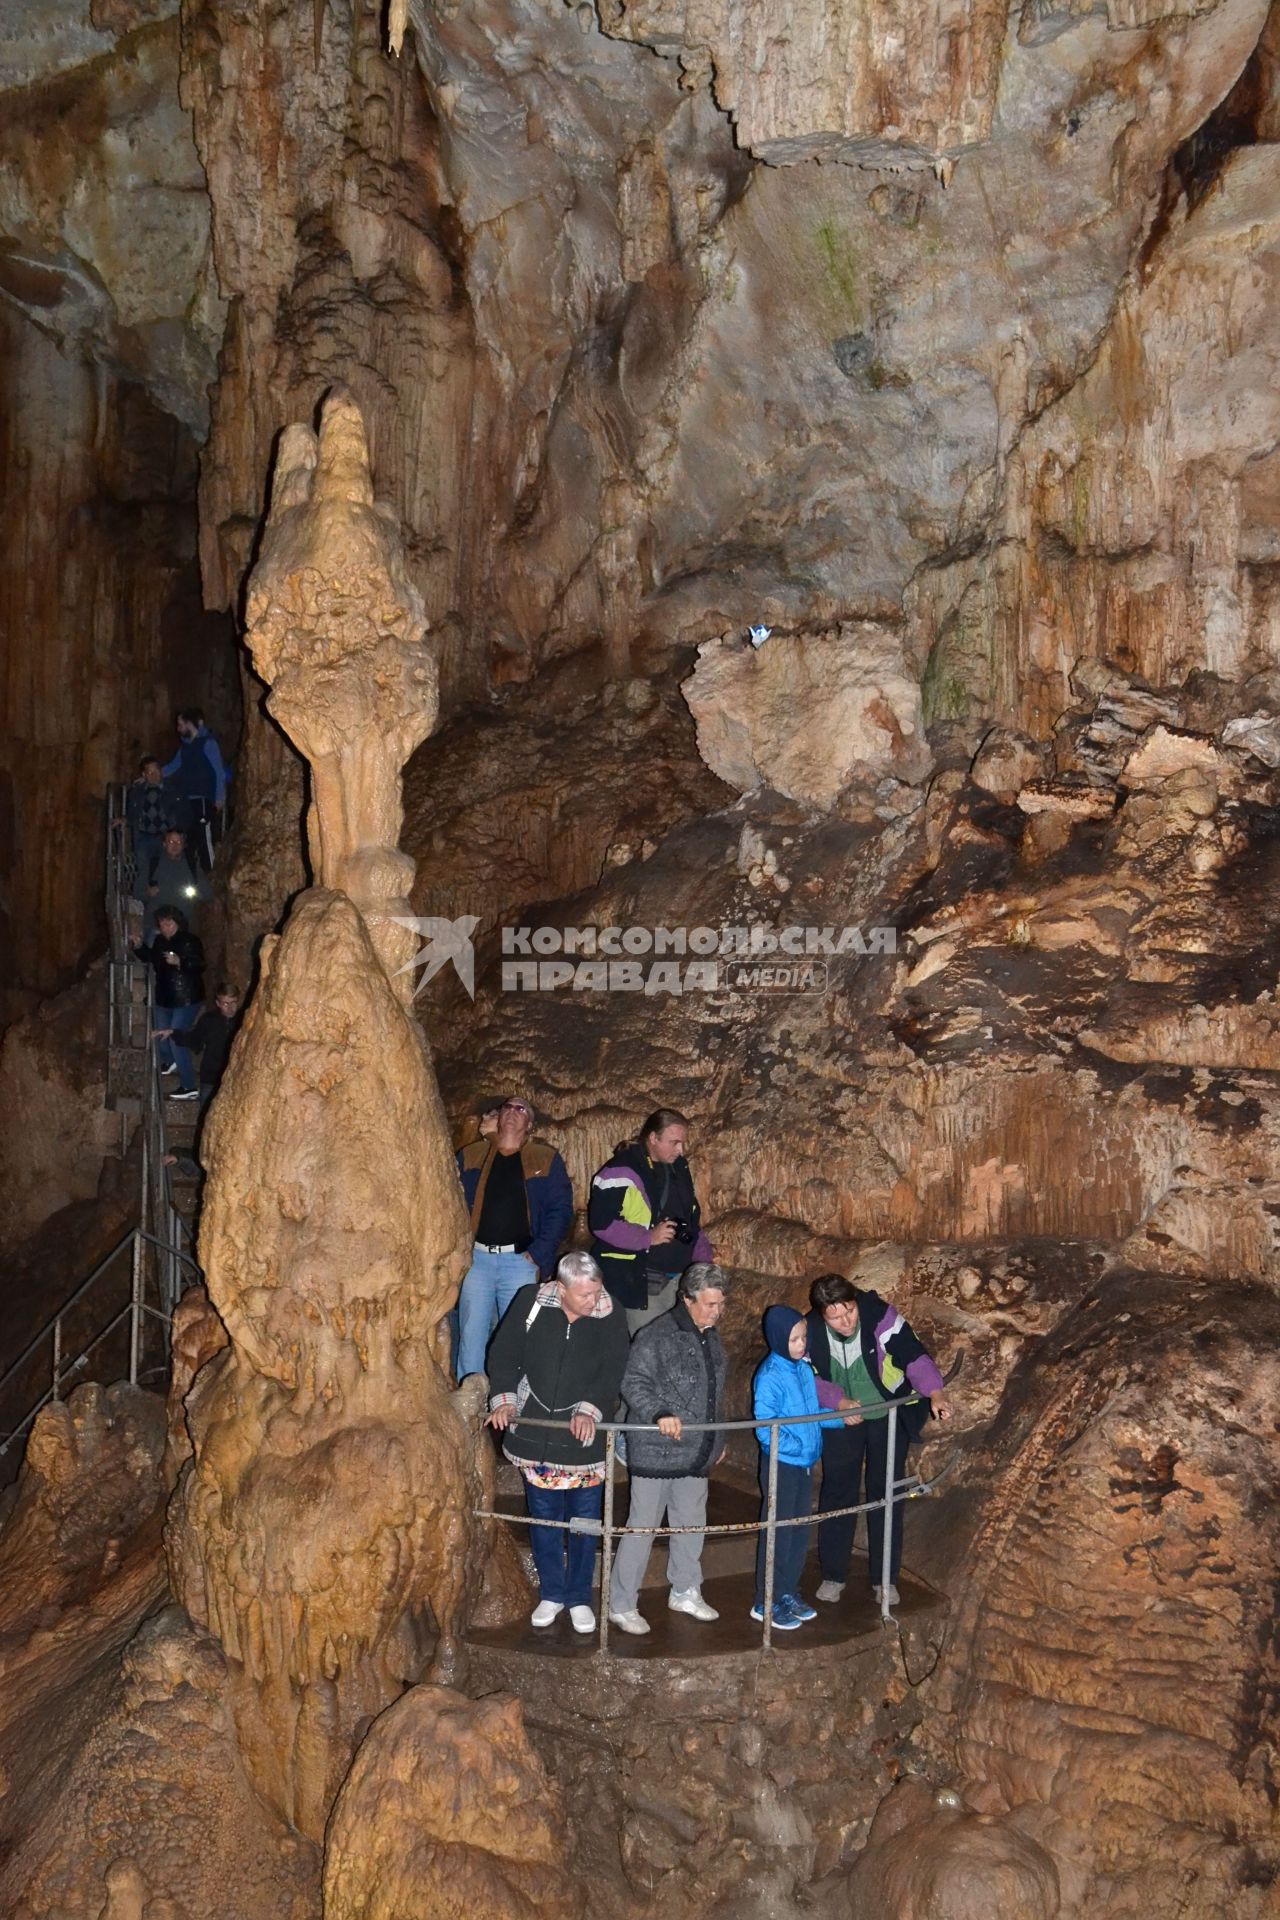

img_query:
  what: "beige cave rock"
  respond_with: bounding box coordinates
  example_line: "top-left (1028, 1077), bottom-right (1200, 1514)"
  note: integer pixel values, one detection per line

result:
top-left (682, 623), bottom-right (932, 811)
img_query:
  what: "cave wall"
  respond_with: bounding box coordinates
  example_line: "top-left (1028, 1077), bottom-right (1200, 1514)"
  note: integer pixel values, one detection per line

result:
top-left (0, 5), bottom-right (235, 1011)
top-left (177, 0), bottom-right (1280, 972)
top-left (0, 306), bottom-right (232, 1008)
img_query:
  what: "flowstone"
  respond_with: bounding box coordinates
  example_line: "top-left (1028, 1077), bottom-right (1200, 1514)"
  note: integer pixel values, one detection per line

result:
top-left (166, 391), bottom-right (482, 1841)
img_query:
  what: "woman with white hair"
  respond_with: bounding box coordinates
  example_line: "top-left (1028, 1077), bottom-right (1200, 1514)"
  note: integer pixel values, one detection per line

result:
top-left (486, 1251), bottom-right (629, 1633)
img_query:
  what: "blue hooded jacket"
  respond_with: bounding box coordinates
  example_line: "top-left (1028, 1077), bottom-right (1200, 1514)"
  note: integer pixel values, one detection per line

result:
top-left (752, 1306), bottom-right (841, 1466)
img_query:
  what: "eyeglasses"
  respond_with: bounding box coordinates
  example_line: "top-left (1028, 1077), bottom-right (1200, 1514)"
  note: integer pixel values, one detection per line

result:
top-left (502, 1100), bottom-right (531, 1115)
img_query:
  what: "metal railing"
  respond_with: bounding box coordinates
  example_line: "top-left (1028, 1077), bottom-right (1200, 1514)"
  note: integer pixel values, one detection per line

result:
top-left (106, 782), bottom-right (140, 1050)
top-left (0, 1224), bottom-right (198, 1469)
top-left (476, 1395), bottom-right (949, 1655)
top-left (107, 781), bottom-right (195, 1318)
top-left (0, 794), bottom-right (203, 1478)
top-left (139, 992), bottom-right (196, 1318)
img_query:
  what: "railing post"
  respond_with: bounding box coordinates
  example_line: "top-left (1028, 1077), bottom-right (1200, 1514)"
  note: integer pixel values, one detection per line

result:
top-left (762, 1420), bottom-right (779, 1651)
top-left (140, 1059), bottom-right (152, 1252)
top-left (598, 1427), bottom-right (616, 1655)
top-left (51, 1314), bottom-right (62, 1403)
top-left (879, 1401), bottom-right (898, 1621)
top-left (129, 1228), bottom-right (143, 1385)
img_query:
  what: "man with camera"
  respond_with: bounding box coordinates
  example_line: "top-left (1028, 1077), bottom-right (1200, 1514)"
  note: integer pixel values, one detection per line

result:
top-left (588, 1107), bottom-right (714, 1335)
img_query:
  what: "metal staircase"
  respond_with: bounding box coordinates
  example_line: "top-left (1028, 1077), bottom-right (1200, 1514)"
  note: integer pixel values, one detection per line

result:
top-left (0, 792), bottom-right (203, 1477)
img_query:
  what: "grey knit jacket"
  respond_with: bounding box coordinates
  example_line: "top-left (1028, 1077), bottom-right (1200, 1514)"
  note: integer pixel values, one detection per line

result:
top-left (620, 1301), bottom-right (728, 1478)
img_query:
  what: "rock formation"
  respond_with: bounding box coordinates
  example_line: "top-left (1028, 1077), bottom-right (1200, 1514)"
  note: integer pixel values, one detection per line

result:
top-left (591, 0), bottom-right (1009, 163)
top-left (846, 1777), bottom-right (1061, 1920)
top-left (6, 1606), bottom-right (320, 1920)
top-left (919, 1278), bottom-right (1280, 1918)
top-left (242, 388), bottom-right (438, 989)
top-left (416, 638), bottom-right (1280, 1910)
top-left (323, 1686), bottom-right (583, 1920)
top-left (683, 623), bottom-right (932, 809)
top-left (166, 390), bottom-right (482, 1842)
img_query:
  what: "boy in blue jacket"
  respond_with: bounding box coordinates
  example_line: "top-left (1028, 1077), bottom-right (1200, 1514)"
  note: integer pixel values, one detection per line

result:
top-left (751, 1305), bottom-right (844, 1629)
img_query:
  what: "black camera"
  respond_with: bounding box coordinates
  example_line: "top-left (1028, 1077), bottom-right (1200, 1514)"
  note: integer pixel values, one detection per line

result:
top-left (668, 1217), bottom-right (696, 1246)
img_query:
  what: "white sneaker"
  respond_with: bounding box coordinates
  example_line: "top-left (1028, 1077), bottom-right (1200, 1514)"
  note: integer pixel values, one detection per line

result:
top-left (816, 1579), bottom-right (846, 1604)
top-left (873, 1583), bottom-right (900, 1607)
top-left (608, 1609), bottom-right (650, 1636)
top-left (530, 1600), bottom-right (563, 1627)
top-left (569, 1605), bottom-right (596, 1634)
top-left (669, 1588), bottom-right (719, 1622)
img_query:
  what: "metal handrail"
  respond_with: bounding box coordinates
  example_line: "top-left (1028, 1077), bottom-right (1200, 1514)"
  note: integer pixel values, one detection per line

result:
top-left (0, 1229), bottom-right (139, 1399)
top-left (0, 1224), bottom-right (178, 1465)
top-left (479, 1394), bottom-right (941, 1652)
top-left (482, 1401), bottom-right (926, 1433)
top-left (136, 1226), bottom-right (200, 1270)
top-left (0, 793), bottom-right (201, 1474)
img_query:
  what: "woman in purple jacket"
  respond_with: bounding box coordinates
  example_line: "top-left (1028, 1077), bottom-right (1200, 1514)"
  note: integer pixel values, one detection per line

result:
top-left (806, 1272), bottom-right (951, 1607)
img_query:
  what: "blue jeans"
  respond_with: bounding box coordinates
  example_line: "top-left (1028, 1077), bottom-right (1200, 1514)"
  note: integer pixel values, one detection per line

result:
top-left (754, 1457), bottom-right (812, 1608)
top-left (524, 1478), bottom-right (602, 1606)
top-left (456, 1248), bottom-right (535, 1379)
top-left (158, 1003), bottom-right (201, 1092)
top-left (131, 830), bottom-right (164, 890)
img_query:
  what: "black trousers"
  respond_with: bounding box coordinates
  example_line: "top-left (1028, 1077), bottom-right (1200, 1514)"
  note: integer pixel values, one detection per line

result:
top-left (817, 1416), bottom-right (911, 1585)
top-left (179, 796), bottom-right (219, 872)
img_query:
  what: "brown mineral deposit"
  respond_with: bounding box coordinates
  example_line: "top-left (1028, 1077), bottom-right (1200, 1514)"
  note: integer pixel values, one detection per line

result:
top-left (846, 1777), bottom-right (1060, 1919)
top-left (167, 391), bottom-right (483, 1843)
top-left (323, 1685), bottom-right (584, 1920)
top-left (243, 387), bottom-right (439, 995)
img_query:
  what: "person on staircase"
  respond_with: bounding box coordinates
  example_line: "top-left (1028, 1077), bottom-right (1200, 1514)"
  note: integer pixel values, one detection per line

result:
top-left (132, 906), bottom-right (205, 1101)
top-left (115, 756), bottom-right (177, 888)
top-left (486, 1251), bottom-right (629, 1634)
top-left (160, 984), bottom-right (242, 1179)
top-left (186, 982), bottom-right (241, 1113)
top-left (143, 828), bottom-right (210, 937)
top-left (455, 1096), bottom-right (573, 1382)
top-left (806, 1272), bottom-right (951, 1609)
top-left (161, 708), bottom-right (227, 872)
top-left (607, 1263), bottom-right (729, 1636)
top-left (588, 1107), bottom-right (714, 1336)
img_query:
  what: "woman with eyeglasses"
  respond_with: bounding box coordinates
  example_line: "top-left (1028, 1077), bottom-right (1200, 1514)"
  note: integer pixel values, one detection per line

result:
top-left (454, 1094), bottom-right (573, 1382)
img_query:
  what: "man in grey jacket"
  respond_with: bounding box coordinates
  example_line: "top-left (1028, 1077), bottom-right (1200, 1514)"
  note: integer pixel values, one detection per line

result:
top-left (144, 828), bottom-right (211, 936)
top-left (608, 1263), bottom-right (728, 1635)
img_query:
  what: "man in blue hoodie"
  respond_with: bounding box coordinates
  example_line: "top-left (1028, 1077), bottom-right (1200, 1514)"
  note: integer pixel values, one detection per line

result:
top-left (750, 1306), bottom-right (845, 1630)
top-left (162, 708), bottom-right (228, 871)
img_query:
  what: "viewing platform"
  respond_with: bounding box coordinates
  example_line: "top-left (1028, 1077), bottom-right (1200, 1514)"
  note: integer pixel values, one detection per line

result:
top-left (467, 1474), bottom-right (947, 1667)
top-left (466, 1473), bottom-right (947, 1908)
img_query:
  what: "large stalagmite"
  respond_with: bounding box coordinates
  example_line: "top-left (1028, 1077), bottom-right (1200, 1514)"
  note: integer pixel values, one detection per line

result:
top-left (166, 390), bottom-right (481, 1842)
